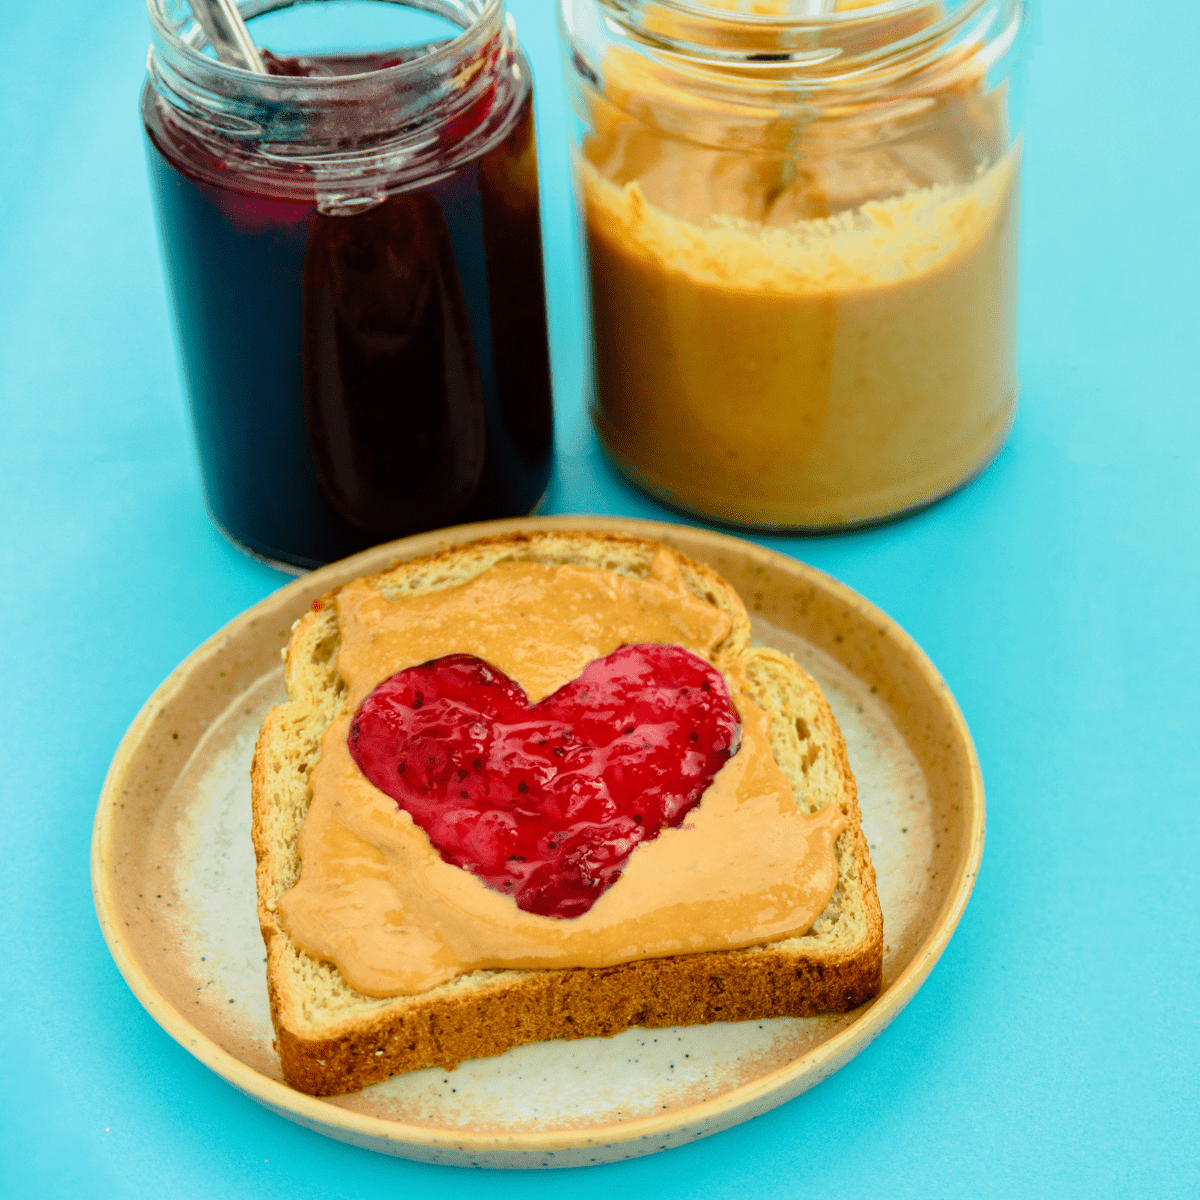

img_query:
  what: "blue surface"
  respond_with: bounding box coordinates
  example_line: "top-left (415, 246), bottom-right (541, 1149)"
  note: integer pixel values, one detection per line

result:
top-left (2, 1), bottom-right (1198, 1196)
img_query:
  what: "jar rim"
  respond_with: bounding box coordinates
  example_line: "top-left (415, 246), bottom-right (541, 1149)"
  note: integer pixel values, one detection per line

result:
top-left (564, 0), bottom-right (1025, 103)
top-left (143, 0), bottom-right (528, 199)
top-left (577, 0), bottom-right (1022, 74)
top-left (146, 0), bottom-right (505, 87)
top-left (621, 0), bottom-right (965, 28)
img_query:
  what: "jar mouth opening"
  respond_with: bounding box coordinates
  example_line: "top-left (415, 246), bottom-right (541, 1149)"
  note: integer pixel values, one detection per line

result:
top-left (593, 0), bottom-right (997, 71)
top-left (147, 0), bottom-right (505, 85)
top-left (637, 0), bottom-right (945, 27)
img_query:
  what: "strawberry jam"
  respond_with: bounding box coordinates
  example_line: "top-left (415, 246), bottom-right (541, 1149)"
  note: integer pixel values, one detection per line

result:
top-left (142, 39), bottom-right (552, 569)
top-left (348, 644), bottom-right (741, 918)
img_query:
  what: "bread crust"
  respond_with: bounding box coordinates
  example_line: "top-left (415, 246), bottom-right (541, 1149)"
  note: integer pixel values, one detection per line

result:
top-left (251, 531), bottom-right (882, 1096)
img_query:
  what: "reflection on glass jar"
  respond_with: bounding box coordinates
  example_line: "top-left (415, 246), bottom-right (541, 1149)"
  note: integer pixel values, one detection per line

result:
top-left (143, 0), bottom-right (553, 570)
top-left (561, 0), bottom-right (1027, 530)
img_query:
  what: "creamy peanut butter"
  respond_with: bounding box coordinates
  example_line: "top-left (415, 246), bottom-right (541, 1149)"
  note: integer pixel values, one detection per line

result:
top-left (580, 2), bottom-right (1020, 528)
top-left (279, 553), bottom-right (845, 996)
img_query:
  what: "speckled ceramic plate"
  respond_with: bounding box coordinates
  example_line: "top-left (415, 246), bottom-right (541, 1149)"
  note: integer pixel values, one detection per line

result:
top-left (92, 516), bottom-right (983, 1168)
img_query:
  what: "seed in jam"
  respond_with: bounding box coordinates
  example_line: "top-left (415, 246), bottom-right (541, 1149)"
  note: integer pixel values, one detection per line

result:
top-left (347, 644), bottom-right (741, 918)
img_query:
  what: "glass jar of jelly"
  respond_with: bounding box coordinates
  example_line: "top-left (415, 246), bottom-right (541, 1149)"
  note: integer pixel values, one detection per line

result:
top-left (561, 0), bottom-right (1027, 531)
top-left (144, 0), bottom-right (554, 569)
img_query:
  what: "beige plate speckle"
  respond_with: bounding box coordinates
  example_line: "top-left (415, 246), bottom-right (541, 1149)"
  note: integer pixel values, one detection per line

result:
top-left (92, 516), bottom-right (983, 1168)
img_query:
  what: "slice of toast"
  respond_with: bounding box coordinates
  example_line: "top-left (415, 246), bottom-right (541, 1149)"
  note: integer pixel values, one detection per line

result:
top-left (251, 531), bottom-right (882, 1096)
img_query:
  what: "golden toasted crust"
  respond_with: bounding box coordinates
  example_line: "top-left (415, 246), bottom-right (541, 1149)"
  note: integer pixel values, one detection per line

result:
top-left (251, 531), bottom-right (882, 1096)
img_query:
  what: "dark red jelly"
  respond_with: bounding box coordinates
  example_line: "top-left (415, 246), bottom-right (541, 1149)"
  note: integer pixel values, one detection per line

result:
top-left (142, 49), bottom-right (553, 569)
top-left (347, 644), bottom-right (741, 919)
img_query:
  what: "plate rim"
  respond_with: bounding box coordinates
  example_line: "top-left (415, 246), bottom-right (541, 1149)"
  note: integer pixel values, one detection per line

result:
top-left (91, 515), bottom-right (985, 1161)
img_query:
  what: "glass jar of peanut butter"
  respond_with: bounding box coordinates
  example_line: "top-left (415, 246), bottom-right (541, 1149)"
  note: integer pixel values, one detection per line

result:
top-left (560, 0), bottom-right (1027, 530)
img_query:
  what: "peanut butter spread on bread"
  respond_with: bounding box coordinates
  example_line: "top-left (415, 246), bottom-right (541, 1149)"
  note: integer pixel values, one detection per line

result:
top-left (279, 552), bottom-right (845, 996)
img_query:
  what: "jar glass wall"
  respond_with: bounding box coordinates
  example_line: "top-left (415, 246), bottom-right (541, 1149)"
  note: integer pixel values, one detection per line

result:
top-left (561, 0), bottom-right (1027, 530)
top-left (144, 0), bottom-right (553, 570)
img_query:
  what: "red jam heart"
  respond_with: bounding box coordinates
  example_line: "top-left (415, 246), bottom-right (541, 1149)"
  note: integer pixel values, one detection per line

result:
top-left (347, 643), bottom-right (741, 919)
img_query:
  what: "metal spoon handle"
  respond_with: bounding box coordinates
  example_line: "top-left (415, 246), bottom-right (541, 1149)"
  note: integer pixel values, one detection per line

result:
top-left (190, 0), bottom-right (266, 73)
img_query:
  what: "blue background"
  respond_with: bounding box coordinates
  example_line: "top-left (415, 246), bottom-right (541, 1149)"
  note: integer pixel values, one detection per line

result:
top-left (2, 1), bottom-right (1197, 1196)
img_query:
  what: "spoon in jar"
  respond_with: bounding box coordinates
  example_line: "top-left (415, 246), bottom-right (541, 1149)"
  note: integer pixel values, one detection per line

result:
top-left (190, 0), bottom-right (267, 73)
